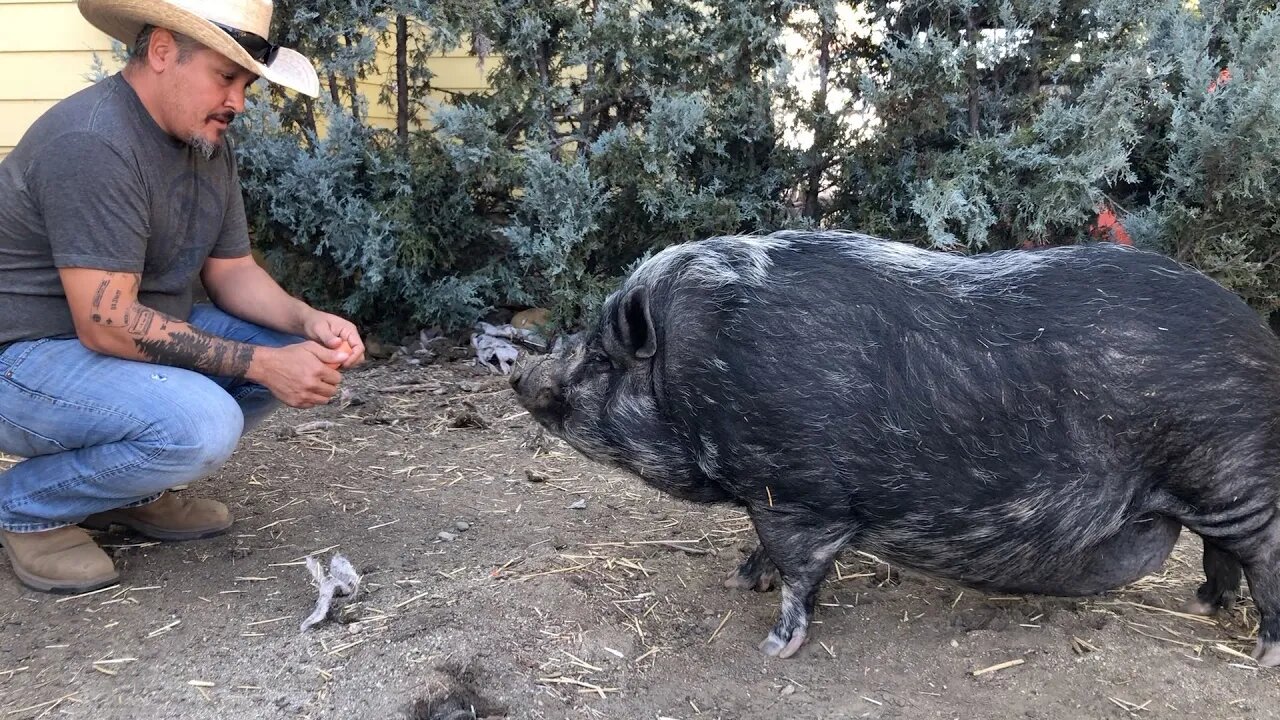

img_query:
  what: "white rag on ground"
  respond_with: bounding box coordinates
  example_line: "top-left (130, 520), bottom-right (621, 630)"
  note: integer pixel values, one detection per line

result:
top-left (471, 322), bottom-right (546, 374)
top-left (300, 554), bottom-right (361, 631)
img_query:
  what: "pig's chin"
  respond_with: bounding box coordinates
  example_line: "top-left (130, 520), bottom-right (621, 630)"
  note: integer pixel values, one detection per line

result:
top-left (531, 410), bottom-right (570, 437)
top-left (537, 413), bottom-right (613, 467)
top-left (524, 393), bottom-right (580, 439)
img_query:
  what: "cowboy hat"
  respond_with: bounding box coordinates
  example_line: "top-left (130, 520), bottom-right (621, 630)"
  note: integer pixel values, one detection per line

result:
top-left (77, 0), bottom-right (320, 98)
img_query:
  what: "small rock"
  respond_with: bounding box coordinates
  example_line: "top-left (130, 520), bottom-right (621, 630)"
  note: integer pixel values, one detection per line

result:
top-left (950, 639), bottom-right (960, 648)
top-left (455, 521), bottom-right (471, 532)
top-left (525, 469), bottom-right (549, 483)
top-left (438, 531), bottom-right (459, 542)
top-left (873, 563), bottom-right (899, 585)
top-left (447, 404), bottom-right (490, 429)
top-left (781, 685), bottom-right (796, 696)
top-left (347, 623), bottom-right (364, 635)
top-left (522, 427), bottom-right (553, 453)
top-left (566, 499), bottom-right (587, 510)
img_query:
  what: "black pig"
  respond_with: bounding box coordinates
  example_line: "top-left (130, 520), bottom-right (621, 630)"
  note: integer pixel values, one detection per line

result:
top-left (510, 230), bottom-right (1280, 663)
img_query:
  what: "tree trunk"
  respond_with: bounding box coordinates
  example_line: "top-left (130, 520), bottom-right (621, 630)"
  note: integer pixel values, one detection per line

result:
top-left (577, 0), bottom-right (602, 158)
top-left (537, 39), bottom-right (556, 153)
top-left (343, 33), bottom-right (360, 121)
top-left (301, 96), bottom-right (318, 149)
top-left (967, 7), bottom-right (980, 136)
top-left (396, 14), bottom-right (409, 145)
top-left (804, 18), bottom-right (834, 221)
top-left (391, 15), bottom-right (407, 144)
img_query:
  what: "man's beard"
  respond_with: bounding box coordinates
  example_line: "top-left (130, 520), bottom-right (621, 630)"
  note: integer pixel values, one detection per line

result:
top-left (188, 113), bottom-right (234, 160)
top-left (187, 135), bottom-right (221, 160)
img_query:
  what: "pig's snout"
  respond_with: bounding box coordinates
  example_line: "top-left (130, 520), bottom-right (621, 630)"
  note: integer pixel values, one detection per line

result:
top-left (509, 356), bottom-right (565, 422)
top-left (509, 353), bottom-right (550, 392)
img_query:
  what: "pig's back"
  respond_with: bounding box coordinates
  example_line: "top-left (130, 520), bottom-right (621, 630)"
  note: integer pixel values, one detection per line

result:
top-left (653, 231), bottom-right (1280, 538)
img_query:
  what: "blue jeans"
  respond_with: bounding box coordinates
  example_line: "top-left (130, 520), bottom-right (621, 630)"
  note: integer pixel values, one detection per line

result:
top-left (0, 305), bottom-right (300, 532)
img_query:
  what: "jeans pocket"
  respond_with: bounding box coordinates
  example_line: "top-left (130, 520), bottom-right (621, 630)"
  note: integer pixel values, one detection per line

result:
top-left (0, 416), bottom-right (69, 457)
top-left (0, 340), bottom-right (72, 457)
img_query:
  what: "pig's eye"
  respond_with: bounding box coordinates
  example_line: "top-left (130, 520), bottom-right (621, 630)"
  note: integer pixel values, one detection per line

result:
top-left (588, 349), bottom-right (612, 367)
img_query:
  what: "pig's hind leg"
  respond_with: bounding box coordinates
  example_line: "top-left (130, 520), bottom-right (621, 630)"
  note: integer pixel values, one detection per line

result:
top-left (724, 542), bottom-right (780, 592)
top-left (1183, 542), bottom-right (1242, 617)
top-left (750, 516), bottom-right (852, 659)
top-left (1175, 497), bottom-right (1280, 666)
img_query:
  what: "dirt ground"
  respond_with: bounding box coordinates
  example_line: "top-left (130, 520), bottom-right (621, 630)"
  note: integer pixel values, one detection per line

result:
top-left (3, 348), bottom-right (1280, 720)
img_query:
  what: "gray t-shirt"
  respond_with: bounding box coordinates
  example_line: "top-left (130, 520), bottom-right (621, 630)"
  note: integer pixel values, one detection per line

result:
top-left (0, 72), bottom-right (251, 348)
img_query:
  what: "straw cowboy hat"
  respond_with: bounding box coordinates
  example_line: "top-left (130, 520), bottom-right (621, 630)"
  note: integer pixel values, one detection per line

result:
top-left (77, 0), bottom-right (320, 98)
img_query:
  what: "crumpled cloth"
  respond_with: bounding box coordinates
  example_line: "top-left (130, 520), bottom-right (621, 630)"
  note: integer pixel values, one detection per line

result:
top-left (300, 554), bottom-right (361, 631)
top-left (471, 322), bottom-right (546, 374)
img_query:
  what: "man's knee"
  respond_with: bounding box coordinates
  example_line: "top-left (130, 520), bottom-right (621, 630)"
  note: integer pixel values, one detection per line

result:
top-left (145, 377), bottom-right (245, 475)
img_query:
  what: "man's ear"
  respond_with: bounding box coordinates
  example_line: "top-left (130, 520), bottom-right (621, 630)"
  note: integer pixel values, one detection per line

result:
top-left (147, 27), bottom-right (178, 71)
top-left (615, 286), bottom-right (657, 359)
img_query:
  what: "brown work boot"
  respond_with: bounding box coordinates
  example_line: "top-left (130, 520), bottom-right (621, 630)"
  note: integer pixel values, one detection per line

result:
top-left (81, 491), bottom-right (232, 541)
top-left (0, 526), bottom-right (118, 594)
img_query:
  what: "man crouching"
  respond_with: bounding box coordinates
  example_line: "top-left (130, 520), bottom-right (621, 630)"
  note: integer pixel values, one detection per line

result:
top-left (0, 0), bottom-right (365, 593)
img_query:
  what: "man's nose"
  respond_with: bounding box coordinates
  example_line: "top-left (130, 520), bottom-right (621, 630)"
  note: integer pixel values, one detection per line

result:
top-left (227, 85), bottom-right (247, 114)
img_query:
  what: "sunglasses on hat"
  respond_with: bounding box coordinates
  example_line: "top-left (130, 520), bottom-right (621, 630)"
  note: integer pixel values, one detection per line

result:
top-left (212, 21), bottom-right (280, 66)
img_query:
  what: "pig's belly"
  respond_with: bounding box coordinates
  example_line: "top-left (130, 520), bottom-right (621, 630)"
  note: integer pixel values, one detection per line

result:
top-left (872, 513), bottom-right (1182, 596)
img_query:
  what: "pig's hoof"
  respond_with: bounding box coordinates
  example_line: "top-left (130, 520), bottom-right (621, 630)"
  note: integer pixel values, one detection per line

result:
top-left (724, 565), bottom-right (779, 592)
top-left (758, 625), bottom-right (807, 659)
top-left (1181, 598), bottom-right (1218, 616)
top-left (1252, 640), bottom-right (1280, 667)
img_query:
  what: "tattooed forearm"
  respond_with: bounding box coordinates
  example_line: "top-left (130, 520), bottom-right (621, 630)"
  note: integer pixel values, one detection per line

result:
top-left (123, 303), bottom-right (254, 378)
top-left (127, 303), bottom-right (158, 336)
top-left (134, 329), bottom-right (256, 378)
top-left (76, 271), bottom-right (256, 378)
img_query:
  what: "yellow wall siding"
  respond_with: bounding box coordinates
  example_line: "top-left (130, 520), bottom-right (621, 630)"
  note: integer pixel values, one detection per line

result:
top-left (0, 1), bottom-right (116, 156)
top-left (0, 52), bottom-right (111, 99)
top-left (0, 1), bottom-right (111, 52)
top-left (354, 51), bottom-right (490, 126)
top-left (0, 2), bottom-right (491, 157)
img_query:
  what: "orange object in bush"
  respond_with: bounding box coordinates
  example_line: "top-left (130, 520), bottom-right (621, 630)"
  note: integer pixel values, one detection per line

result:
top-left (1091, 205), bottom-right (1132, 245)
top-left (1089, 68), bottom-right (1230, 247)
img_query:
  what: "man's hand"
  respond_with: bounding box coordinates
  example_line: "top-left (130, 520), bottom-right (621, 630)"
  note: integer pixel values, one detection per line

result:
top-left (301, 310), bottom-right (366, 370)
top-left (249, 342), bottom-right (346, 408)
top-left (200, 256), bottom-right (369, 372)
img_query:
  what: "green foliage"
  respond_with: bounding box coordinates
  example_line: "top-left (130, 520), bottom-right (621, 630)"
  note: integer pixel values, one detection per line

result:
top-left (236, 98), bottom-right (516, 338)
top-left (1134, 2), bottom-right (1280, 312)
top-left (224, 0), bottom-right (1280, 336)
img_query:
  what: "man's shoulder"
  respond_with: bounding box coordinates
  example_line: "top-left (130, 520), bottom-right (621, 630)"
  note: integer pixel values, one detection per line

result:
top-left (17, 75), bottom-right (141, 161)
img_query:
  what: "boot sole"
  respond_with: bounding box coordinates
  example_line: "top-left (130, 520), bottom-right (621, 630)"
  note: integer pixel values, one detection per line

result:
top-left (80, 515), bottom-right (232, 542)
top-left (0, 542), bottom-right (118, 594)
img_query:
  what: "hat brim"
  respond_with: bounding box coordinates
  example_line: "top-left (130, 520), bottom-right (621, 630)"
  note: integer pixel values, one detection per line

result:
top-left (77, 0), bottom-right (320, 98)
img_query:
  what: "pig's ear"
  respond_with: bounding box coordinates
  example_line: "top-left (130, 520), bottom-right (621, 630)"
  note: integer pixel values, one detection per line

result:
top-left (617, 286), bottom-right (657, 359)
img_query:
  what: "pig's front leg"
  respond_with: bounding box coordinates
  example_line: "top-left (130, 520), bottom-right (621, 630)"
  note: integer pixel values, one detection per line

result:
top-left (751, 513), bottom-right (853, 659)
top-left (724, 542), bottom-right (780, 592)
